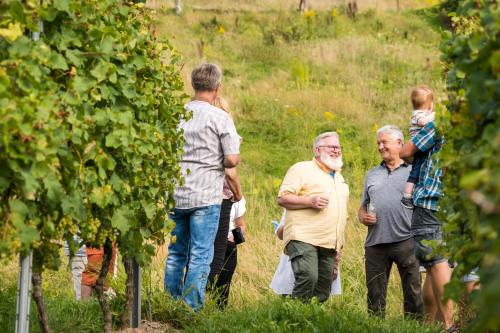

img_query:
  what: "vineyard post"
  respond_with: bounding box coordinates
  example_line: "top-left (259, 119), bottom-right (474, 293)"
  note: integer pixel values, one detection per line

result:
top-left (14, 20), bottom-right (44, 333)
top-left (15, 252), bottom-right (33, 333)
top-left (175, 0), bottom-right (182, 15)
top-left (132, 259), bottom-right (141, 328)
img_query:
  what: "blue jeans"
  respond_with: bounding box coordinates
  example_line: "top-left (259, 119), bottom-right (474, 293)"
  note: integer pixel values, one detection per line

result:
top-left (164, 204), bottom-right (221, 310)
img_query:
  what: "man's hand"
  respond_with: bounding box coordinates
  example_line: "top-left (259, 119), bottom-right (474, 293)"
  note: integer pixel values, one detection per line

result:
top-left (278, 194), bottom-right (328, 210)
top-left (309, 196), bottom-right (329, 209)
top-left (358, 208), bottom-right (377, 226)
top-left (332, 249), bottom-right (342, 281)
top-left (332, 263), bottom-right (339, 281)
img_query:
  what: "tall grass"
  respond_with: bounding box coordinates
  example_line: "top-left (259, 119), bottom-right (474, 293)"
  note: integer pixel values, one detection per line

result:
top-left (0, 4), bottom-right (445, 332)
top-left (147, 0), bottom-right (438, 12)
top-left (185, 297), bottom-right (439, 333)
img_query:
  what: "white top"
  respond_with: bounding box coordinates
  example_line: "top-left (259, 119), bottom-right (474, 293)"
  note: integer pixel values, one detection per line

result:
top-left (269, 215), bottom-right (342, 295)
top-left (227, 198), bottom-right (247, 238)
top-left (270, 253), bottom-right (342, 295)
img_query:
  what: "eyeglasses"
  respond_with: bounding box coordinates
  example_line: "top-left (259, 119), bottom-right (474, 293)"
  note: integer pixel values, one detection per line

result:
top-left (318, 145), bottom-right (342, 151)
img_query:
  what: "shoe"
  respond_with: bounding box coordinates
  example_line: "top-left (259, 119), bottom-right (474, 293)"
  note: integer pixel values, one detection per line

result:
top-left (400, 194), bottom-right (414, 209)
top-left (445, 325), bottom-right (459, 333)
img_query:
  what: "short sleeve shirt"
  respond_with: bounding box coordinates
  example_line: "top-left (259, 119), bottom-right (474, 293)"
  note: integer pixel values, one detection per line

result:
top-left (361, 162), bottom-right (413, 247)
top-left (228, 197), bottom-right (247, 237)
top-left (278, 159), bottom-right (349, 250)
top-left (411, 122), bottom-right (443, 211)
top-left (173, 100), bottom-right (240, 209)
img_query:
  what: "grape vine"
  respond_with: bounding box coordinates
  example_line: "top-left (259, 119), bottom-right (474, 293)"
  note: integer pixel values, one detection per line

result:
top-left (0, 0), bottom-right (187, 331)
top-left (439, 1), bottom-right (499, 332)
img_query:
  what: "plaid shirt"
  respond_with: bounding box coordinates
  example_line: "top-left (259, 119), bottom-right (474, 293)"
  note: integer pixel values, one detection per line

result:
top-left (412, 122), bottom-right (443, 211)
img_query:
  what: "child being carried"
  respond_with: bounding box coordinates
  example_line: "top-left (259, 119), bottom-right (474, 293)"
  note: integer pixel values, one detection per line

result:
top-left (401, 86), bottom-right (435, 209)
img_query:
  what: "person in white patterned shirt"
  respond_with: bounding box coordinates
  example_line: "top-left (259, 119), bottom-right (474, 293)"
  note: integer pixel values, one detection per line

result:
top-left (164, 63), bottom-right (241, 310)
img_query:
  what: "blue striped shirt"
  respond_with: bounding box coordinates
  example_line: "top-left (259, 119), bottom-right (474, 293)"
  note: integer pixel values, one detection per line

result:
top-left (412, 122), bottom-right (443, 211)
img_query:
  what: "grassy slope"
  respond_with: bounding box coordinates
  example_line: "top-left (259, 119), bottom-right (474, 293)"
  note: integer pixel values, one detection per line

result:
top-left (156, 0), bottom-right (444, 313)
top-left (0, 2), bottom-right (446, 332)
top-left (149, 0), bottom-right (440, 11)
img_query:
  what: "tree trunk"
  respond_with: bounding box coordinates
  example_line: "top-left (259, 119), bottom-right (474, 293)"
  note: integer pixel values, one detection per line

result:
top-left (95, 239), bottom-right (113, 333)
top-left (32, 270), bottom-right (51, 333)
top-left (298, 0), bottom-right (307, 12)
top-left (396, 0), bottom-right (400, 11)
top-left (120, 256), bottom-right (134, 328)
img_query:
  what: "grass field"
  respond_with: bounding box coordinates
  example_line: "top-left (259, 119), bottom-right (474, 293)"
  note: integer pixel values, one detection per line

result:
top-left (149, 0), bottom-right (440, 11)
top-left (0, 1), bottom-right (447, 332)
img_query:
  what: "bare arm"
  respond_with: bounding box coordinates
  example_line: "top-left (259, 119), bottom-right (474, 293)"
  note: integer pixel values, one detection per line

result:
top-left (276, 224), bottom-right (284, 240)
top-left (358, 206), bottom-right (377, 226)
top-left (234, 215), bottom-right (245, 234)
top-left (225, 167), bottom-right (242, 202)
top-left (223, 154), bottom-right (240, 168)
top-left (399, 141), bottom-right (419, 163)
top-left (277, 194), bottom-right (329, 210)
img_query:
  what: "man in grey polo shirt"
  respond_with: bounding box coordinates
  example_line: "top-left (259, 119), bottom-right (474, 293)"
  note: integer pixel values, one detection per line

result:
top-left (358, 125), bottom-right (423, 318)
top-left (164, 63), bottom-right (241, 310)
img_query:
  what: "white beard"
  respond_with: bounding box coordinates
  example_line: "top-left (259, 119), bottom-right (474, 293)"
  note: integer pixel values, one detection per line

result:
top-left (320, 153), bottom-right (343, 171)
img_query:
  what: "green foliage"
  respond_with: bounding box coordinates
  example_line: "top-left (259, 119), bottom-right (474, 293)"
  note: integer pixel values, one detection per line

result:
top-left (0, 258), bottom-right (109, 332)
top-left (261, 10), bottom-right (341, 44)
top-left (440, 0), bottom-right (461, 14)
top-left (439, 1), bottom-right (499, 332)
top-left (0, 0), bottom-right (186, 275)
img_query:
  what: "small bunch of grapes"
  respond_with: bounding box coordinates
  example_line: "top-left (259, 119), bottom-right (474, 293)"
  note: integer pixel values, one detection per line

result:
top-left (80, 217), bottom-right (101, 243)
top-left (53, 216), bottom-right (78, 240)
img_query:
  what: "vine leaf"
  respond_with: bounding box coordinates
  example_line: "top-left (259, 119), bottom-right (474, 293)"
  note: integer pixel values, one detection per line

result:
top-left (112, 207), bottom-right (133, 234)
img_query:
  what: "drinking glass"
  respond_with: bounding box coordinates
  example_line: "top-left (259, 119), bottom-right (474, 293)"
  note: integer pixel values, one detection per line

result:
top-left (368, 202), bottom-right (377, 221)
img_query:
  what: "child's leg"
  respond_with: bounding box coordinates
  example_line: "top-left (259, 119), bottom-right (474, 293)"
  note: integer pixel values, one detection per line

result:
top-left (401, 153), bottom-right (425, 208)
top-left (408, 153), bottom-right (424, 185)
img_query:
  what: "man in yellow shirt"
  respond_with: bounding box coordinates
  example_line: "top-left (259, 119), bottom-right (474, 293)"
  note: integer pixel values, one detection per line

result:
top-left (277, 132), bottom-right (349, 302)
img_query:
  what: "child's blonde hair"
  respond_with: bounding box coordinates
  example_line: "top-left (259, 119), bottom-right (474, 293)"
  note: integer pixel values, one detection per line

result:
top-left (213, 96), bottom-right (230, 114)
top-left (411, 85), bottom-right (434, 110)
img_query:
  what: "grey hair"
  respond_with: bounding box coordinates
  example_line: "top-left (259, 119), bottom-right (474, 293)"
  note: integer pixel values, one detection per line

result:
top-left (191, 63), bottom-right (222, 92)
top-left (313, 132), bottom-right (340, 153)
top-left (377, 125), bottom-right (404, 142)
